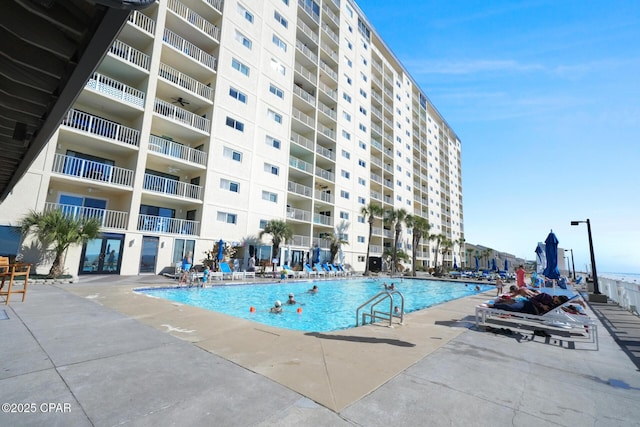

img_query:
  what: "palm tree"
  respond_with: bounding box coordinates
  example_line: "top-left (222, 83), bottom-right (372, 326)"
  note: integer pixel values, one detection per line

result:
top-left (19, 209), bottom-right (101, 278)
top-left (327, 233), bottom-right (348, 264)
top-left (406, 215), bottom-right (431, 276)
top-left (440, 237), bottom-right (453, 270)
top-left (258, 219), bottom-right (293, 271)
top-left (360, 203), bottom-right (383, 275)
top-left (481, 248), bottom-right (493, 270)
top-left (457, 237), bottom-right (466, 269)
top-left (384, 208), bottom-right (408, 275)
top-left (429, 233), bottom-right (446, 275)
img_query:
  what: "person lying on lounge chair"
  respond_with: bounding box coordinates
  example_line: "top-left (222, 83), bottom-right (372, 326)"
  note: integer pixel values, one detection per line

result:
top-left (488, 294), bottom-right (569, 316)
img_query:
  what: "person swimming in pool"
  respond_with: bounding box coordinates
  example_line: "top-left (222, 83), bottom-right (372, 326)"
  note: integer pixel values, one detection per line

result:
top-left (270, 300), bottom-right (283, 313)
top-left (286, 293), bottom-right (296, 304)
top-left (308, 285), bottom-right (318, 293)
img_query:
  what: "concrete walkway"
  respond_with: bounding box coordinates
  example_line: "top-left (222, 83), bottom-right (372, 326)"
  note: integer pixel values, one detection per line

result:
top-left (1, 275), bottom-right (639, 426)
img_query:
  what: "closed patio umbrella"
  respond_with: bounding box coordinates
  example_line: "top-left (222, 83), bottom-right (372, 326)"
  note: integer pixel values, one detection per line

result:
top-left (543, 231), bottom-right (560, 280)
top-left (453, 257), bottom-right (458, 270)
top-left (475, 256), bottom-right (479, 271)
top-left (217, 239), bottom-right (224, 261)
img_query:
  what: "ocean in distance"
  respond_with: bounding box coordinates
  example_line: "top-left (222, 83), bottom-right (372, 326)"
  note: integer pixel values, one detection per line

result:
top-left (600, 272), bottom-right (640, 283)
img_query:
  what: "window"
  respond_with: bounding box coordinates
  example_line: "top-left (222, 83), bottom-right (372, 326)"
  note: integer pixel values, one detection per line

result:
top-left (268, 109), bottom-right (283, 124)
top-left (358, 196), bottom-right (366, 204)
top-left (220, 178), bottom-right (240, 193)
top-left (264, 163), bottom-right (279, 175)
top-left (359, 123), bottom-right (367, 132)
top-left (358, 177), bottom-right (366, 185)
top-left (343, 111), bottom-right (351, 121)
top-left (340, 211), bottom-right (349, 220)
top-left (358, 255), bottom-right (365, 262)
top-left (274, 11), bottom-right (288, 28)
top-left (272, 34), bottom-right (287, 52)
top-left (223, 146), bottom-right (242, 162)
top-left (269, 84), bottom-right (284, 99)
top-left (343, 92), bottom-right (352, 103)
top-left (341, 149), bottom-right (350, 159)
top-left (229, 87), bottom-right (247, 103)
top-left (361, 73), bottom-right (367, 82)
top-left (234, 30), bottom-right (252, 49)
top-left (359, 88), bottom-right (367, 98)
top-left (340, 190), bottom-right (350, 199)
top-left (217, 211), bottom-right (237, 224)
top-left (232, 58), bottom-right (250, 76)
top-left (266, 135), bottom-right (281, 149)
top-left (237, 3), bottom-right (253, 23)
top-left (341, 169), bottom-right (350, 179)
top-left (342, 130), bottom-right (351, 140)
top-left (345, 74), bottom-right (352, 85)
top-left (358, 159), bottom-right (366, 167)
top-left (359, 140), bottom-right (366, 149)
top-left (262, 191), bottom-right (278, 203)
top-left (359, 106), bottom-right (367, 115)
top-left (225, 116), bottom-right (244, 131)
top-left (346, 57), bottom-right (353, 67)
top-left (357, 236), bottom-right (365, 243)
top-left (358, 215), bottom-right (365, 223)
top-left (270, 58), bottom-right (286, 75)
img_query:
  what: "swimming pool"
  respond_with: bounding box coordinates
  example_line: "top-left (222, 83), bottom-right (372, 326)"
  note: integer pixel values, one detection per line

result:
top-left (138, 278), bottom-right (493, 332)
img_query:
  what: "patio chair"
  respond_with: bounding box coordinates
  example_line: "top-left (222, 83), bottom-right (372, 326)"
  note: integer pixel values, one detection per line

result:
top-left (318, 263), bottom-right (335, 277)
top-left (475, 293), bottom-right (598, 347)
top-left (219, 262), bottom-right (240, 280)
top-left (312, 263), bottom-right (326, 277)
top-left (0, 263), bottom-right (31, 304)
top-left (304, 263), bottom-right (318, 278)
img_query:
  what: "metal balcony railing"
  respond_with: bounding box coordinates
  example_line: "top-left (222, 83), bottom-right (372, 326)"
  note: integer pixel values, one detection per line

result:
top-left (109, 39), bottom-right (150, 70)
top-left (61, 109), bottom-right (140, 147)
top-left (127, 10), bottom-right (155, 35)
top-left (148, 135), bottom-right (207, 165)
top-left (85, 72), bottom-right (145, 107)
top-left (163, 28), bottom-right (217, 71)
top-left (44, 202), bottom-right (128, 230)
top-left (158, 62), bottom-right (214, 101)
top-left (167, 0), bottom-right (220, 42)
top-left (153, 98), bottom-right (210, 133)
top-left (137, 214), bottom-right (200, 236)
top-left (52, 154), bottom-right (134, 187)
top-left (142, 173), bottom-right (203, 200)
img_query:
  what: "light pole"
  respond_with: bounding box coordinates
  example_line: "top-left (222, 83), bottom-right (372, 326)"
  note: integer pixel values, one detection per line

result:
top-left (564, 248), bottom-right (576, 280)
top-left (570, 219), bottom-right (600, 295)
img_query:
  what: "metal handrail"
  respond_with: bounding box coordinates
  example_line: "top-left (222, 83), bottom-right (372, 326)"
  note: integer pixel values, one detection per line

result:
top-left (356, 290), bottom-right (404, 327)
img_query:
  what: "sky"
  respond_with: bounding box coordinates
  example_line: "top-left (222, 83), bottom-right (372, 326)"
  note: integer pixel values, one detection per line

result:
top-left (355, 0), bottom-right (640, 274)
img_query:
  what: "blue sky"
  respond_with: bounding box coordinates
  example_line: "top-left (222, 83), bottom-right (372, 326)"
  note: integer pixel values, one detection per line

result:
top-left (355, 0), bottom-right (640, 274)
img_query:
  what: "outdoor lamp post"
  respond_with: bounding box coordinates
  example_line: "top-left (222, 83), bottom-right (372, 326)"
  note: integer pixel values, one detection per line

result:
top-left (570, 219), bottom-right (600, 295)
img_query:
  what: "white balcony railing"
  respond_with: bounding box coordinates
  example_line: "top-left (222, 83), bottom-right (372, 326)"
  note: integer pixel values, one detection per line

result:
top-left (203, 0), bottom-right (223, 12)
top-left (286, 206), bottom-right (311, 222)
top-left (287, 181), bottom-right (312, 197)
top-left (296, 40), bottom-right (318, 63)
top-left (315, 144), bottom-right (335, 161)
top-left (291, 108), bottom-right (315, 128)
top-left (128, 10), bottom-right (155, 35)
top-left (289, 156), bottom-right (313, 173)
top-left (314, 166), bottom-right (335, 182)
top-left (143, 173), bottom-right (203, 200)
top-left (153, 98), bottom-right (210, 133)
top-left (109, 39), bottom-right (150, 70)
top-left (298, 0), bottom-right (319, 23)
top-left (313, 212), bottom-right (333, 226)
top-left (61, 109), bottom-right (140, 147)
top-left (297, 20), bottom-right (318, 44)
top-left (158, 63), bottom-right (214, 101)
top-left (291, 234), bottom-right (311, 247)
top-left (293, 85), bottom-right (315, 105)
top-left (85, 72), bottom-right (145, 107)
top-left (137, 214), bottom-right (200, 236)
top-left (167, 0), bottom-right (220, 41)
top-left (52, 154), bottom-right (134, 187)
top-left (44, 202), bottom-right (128, 230)
top-left (290, 131), bottom-right (314, 151)
top-left (314, 189), bottom-right (333, 203)
top-left (163, 28), bottom-right (217, 71)
top-left (148, 135), bottom-right (207, 165)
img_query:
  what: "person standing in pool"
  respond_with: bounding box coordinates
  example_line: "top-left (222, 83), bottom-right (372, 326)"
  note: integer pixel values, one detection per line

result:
top-left (286, 293), bottom-right (296, 304)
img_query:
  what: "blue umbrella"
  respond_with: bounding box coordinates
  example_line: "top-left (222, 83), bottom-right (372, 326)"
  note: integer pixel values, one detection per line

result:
top-left (453, 257), bottom-right (458, 270)
top-left (491, 258), bottom-right (497, 271)
top-left (313, 245), bottom-right (321, 264)
top-left (217, 239), bottom-right (224, 261)
top-left (504, 259), bottom-right (509, 272)
top-left (475, 256), bottom-right (479, 271)
top-left (487, 260), bottom-right (490, 269)
top-left (543, 231), bottom-right (560, 279)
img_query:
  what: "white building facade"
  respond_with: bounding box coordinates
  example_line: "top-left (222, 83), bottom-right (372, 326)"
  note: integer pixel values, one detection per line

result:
top-left (0, 0), bottom-right (464, 276)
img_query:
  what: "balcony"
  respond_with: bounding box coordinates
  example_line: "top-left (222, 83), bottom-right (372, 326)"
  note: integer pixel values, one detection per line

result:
top-left (158, 62), bottom-right (214, 102)
top-left (295, 62), bottom-right (316, 84)
top-left (291, 234), bottom-right (311, 247)
top-left (289, 156), bottom-right (313, 173)
top-left (287, 206), bottom-right (311, 222)
top-left (314, 166), bottom-right (334, 182)
top-left (314, 189), bottom-right (333, 203)
top-left (313, 212), bottom-right (333, 226)
top-left (296, 40), bottom-right (318, 63)
top-left (292, 108), bottom-right (315, 128)
top-left (148, 135), bottom-right (207, 166)
top-left (85, 72), bottom-right (145, 108)
top-left (153, 98), bottom-right (210, 133)
top-left (163, 28), bottom-right (217, 71)
top-left (137, 214), bottom-right (200, 236)
top-left (293, 85), bottom-right (315, 105)
top-left (167, 0), bottom-right (220, 42)
top-left (290, 131), bottom-right (314, 151)
top-left (315, 144), bottom-right (335, 161)
top-left (108, 39), bottom-right (150, 70)
top-left (298, 0), bottom-right (320, 23)
top-left (288, 180), bottom-right (312, 197)
top-left (142, 173), bottom-right (203, 200)
top-left (127, 10), bottom-right (155, 35)
top-left (297, 20), bottom-right (318, 44)
top-left (317, 123), bottom-right (335, 140)
top-left (52, 154), bottom-right (134, 188)
top-left (61, 109), bottom-right (140, 148)
top-left (44, 202), bottom-right (128, 230)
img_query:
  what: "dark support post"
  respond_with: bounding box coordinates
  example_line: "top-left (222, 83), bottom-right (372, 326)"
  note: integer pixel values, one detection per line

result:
top-left (571, 219), bottom-right (604, 301)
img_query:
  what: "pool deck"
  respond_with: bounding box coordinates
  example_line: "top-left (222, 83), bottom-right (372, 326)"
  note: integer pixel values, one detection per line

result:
top-left (2, 274), bottom-right (640, 426)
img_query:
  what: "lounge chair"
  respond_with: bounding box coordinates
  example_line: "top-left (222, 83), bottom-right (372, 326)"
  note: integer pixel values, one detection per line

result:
top-left (320, 263), bottom-right (335, 277)
top-left (475, 293), bottom-right (598, 347)
top-left (329, 264), bottom-right (344, 276)
top-left (281, 265), bottom-right (301, 279)
top-left (219, 262), bottom-right (242, 280)
top-left (312, 263), bottom-right (326, 277)
top-left (304, 263), bottom-right (318, 278)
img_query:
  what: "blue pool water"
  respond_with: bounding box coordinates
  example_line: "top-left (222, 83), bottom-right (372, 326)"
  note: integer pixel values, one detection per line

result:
top-left (138, 278), bottom-right (493, 332)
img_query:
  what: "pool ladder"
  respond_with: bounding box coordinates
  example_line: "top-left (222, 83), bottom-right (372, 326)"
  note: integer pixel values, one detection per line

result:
top-left (356, 290), bottom-right (404, 327)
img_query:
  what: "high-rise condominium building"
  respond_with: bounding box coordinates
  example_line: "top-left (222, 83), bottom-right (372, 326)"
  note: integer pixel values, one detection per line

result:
top-left (0, 0), bottom-right (463, 276)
